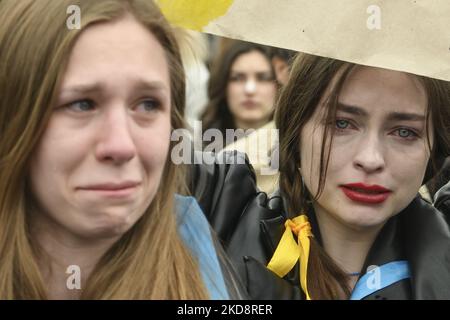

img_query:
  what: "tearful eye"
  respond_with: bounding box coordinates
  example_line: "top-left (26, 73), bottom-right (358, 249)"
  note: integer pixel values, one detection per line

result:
top-left (67, 99), bottom-right (95, 112)
top-left (399, 129), bottom-right (410, 137)
top-left (396, 128), bottom-right (416, 138)
top-left (137, 99), bottom-right (161, 113)
top-left (336, 119), bottom-right (349, 129)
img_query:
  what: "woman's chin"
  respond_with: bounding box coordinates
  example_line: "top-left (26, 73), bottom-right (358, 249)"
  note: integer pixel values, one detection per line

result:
top-left (339, 211), bottom-right (390, 231)
top-left (75, 213), bottom-right (137, 240)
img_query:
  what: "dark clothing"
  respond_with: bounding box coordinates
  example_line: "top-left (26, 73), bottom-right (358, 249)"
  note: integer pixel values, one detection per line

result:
top-left (190, 151), bottom-right (450, 300)
top-left (427, 157), bottom-right (450, 197)
top-left (435, 180), bottom-right (450, 217)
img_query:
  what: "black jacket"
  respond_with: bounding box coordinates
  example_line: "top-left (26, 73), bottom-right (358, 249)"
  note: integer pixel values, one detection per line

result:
top-left (190, 151), bottom-right (450, 300)
top-left (427, 158), bottom-right (450, 197)
top-left (435, 180), bottom-right (450, 216)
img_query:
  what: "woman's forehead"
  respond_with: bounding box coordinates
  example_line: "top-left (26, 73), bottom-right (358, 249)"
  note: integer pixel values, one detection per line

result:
top-left (314, 65), bottom-right (428, 120)
top-left (341, 66), bottom-right (427, 111)
top-left (231, 50), bottom-right (271, 72)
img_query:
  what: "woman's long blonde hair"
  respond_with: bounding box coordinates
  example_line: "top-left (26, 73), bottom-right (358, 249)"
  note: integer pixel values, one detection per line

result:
top-left (0, 0), bottom-right (209, 299)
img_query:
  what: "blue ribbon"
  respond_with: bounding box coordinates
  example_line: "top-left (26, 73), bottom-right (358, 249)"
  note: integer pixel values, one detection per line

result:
top-left (350, 260), bottom-right (411, 300)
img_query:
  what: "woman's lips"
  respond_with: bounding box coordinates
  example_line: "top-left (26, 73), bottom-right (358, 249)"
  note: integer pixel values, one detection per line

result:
top-left (77, 182), bottom-right (140, 199)
top-left (241, 100), bottom-right (258, 109)
top-left (340, 183), bottom-right (392, 204)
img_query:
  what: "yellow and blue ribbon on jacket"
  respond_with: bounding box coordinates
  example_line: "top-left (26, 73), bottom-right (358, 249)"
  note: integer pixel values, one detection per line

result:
top-left (267, 215), bottom-right (313, 300)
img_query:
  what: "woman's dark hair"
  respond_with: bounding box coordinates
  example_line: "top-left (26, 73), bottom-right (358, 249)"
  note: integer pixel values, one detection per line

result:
top-left (275, 53), bottom-right (450, 299)
top-left (270, 47), bottom-right (297, 66)
top-left (201, 40), bottom-right (277, 138)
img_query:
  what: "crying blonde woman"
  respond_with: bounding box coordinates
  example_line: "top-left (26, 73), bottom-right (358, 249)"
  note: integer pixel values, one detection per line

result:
top-left (0, 0), bottom-right (243, 299)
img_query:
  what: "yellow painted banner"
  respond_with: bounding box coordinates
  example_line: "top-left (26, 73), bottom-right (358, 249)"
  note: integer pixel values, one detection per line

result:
top-left (156, 0), bottom-right (234, 31)
top-left (158, 0), bottom-right (450, 81)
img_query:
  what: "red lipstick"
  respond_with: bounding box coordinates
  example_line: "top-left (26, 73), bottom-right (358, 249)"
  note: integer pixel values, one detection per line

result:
top-left (340, 183), bottom-right (392, 204)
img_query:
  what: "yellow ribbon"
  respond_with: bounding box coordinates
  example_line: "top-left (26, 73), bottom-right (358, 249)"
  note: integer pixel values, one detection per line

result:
top-left (267, 215), bottom-right (313, 300)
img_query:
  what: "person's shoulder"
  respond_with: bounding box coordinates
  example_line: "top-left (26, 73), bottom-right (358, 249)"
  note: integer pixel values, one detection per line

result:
top-left (175, 194), bottom-right (230, 299)
top-left (175, 194), bottom-right (210, 235)
top-left (175, 195), bottom-right (217, 261)
top-left (434, 180), bottom-right (450, 215)
top-left (190, 150), bottom-right (256, 193)
top-left (399, 195), bottom-right (450, 298)
top-left (405, 195), bottom-right (449, 230)
top-left (189, 150), bottom-right (258, 241)
top-left (404, 195), bottom-right (450, 249)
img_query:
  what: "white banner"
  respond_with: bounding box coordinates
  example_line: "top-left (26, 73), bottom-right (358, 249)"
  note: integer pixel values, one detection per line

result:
top-left (157, 0), bottom-right (450, 81)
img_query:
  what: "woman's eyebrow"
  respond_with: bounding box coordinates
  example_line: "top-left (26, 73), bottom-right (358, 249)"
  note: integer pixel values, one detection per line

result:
top-left (336, 103), bottom-right (368, 117)
top-left (386, 111), bottom-right (425, 122)
top-left (133, 79), bottom-right (169, 93)
top-left (337, 102), bottom-right (425, 122)
top-left (60, 83), bottom-right (102, 95)
top-left (60, 79), bottom-right (169, 95)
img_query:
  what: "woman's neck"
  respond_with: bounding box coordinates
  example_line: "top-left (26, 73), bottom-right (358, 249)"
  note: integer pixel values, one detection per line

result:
top-left (30, 214), bottom-right (119, 299)
top-left (234, 118), bottom-right (268, 131)
top-left (313, 204), bottom-right (384, 293)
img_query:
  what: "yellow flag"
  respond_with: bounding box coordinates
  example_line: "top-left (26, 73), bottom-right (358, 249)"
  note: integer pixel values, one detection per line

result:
top-left (156, 0), bottom-right (234, 30)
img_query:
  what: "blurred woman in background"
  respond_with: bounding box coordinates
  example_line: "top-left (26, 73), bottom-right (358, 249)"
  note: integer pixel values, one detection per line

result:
top-left (201, 40), bottom-right (278, 146)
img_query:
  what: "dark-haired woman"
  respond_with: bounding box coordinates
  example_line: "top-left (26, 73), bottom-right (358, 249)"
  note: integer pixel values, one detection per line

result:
top-left (194, 53), bottom-right (450, 299)
top-left (201, 41), bottom-right (278, 146)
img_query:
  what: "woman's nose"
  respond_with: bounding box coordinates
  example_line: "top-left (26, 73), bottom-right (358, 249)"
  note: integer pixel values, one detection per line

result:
top-left (244, 78), bottom-right (257, 94)
top-left (353, 134), bottom-right (386, 173)
top-left (95, 108), bottom-right (137, 165)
